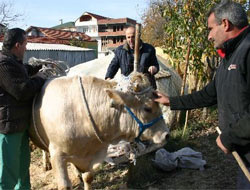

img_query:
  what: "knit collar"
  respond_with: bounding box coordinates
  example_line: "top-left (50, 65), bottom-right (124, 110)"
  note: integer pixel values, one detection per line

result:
top-left (123, 40), bottom-right (143, 51)
top-left (217, 25), bottom-right (250, 58)
top-left (2, 50), bottom-right (22, 64)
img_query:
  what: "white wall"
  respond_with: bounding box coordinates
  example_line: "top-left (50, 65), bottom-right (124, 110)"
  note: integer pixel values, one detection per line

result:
top-left (75, 18), bottom-right (98, 37)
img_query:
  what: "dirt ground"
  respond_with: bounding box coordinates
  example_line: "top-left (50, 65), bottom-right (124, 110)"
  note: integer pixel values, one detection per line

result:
top-left (30, 110), bottom-right (239, 190)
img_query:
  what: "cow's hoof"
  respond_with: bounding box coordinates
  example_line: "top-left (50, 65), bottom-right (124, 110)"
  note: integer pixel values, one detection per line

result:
top-left (43, 163), bottom-right (52, 171)
top-left (58, 187), bottom-right (72, 190)
top-left (71, 176), bottom-right (83, 187)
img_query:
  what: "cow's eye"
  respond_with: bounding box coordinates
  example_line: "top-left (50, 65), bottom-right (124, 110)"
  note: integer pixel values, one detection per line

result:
top-left (144, 107), bottom-right (152, 113)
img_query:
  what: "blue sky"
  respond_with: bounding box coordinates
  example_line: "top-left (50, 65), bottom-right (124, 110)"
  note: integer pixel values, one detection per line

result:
top-left (10, 0), bottom-right (149, 29)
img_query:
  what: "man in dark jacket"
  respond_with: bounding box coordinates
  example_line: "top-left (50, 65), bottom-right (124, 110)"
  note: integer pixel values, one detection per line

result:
top-left (0, 28), bottom-right (46, 189)
top-left (154, 1), bottom-right (250, 189)
top-left (105, 26), bottom-right (159, 88)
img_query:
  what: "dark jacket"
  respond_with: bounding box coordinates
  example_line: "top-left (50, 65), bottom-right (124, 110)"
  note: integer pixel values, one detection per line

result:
top-left (169, 26), bottom-right (250, 165)
top-left (0, 52), bottom-right (45, 134)
top-left (105, 41), bottom-right (159, 88)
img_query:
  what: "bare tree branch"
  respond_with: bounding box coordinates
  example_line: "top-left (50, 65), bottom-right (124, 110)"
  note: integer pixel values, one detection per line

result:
top-left (0, 1), bottom-right (23, 28)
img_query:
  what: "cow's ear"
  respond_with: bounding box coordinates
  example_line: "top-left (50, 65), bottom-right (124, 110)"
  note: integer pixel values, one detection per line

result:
top-left (105, 89), bottom-right (139, 107)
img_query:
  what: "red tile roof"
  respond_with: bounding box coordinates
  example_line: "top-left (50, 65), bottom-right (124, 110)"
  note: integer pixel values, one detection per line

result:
top-left (84, 12), bottom-right (109, 20)
top-left (26, 26), bottom-right (95, 44)
top-left (0, 27), bottom-right (96, 45)
top-left (26, 36), bottom-right (72, 44)
top-left (98, 18), bottom-right (136, 25)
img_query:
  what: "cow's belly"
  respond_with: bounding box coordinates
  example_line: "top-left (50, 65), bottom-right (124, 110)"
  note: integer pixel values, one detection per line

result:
top-left (49, 140), bottom-right (108, 172)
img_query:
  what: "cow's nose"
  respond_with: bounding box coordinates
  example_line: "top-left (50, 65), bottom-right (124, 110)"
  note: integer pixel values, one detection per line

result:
top-left (165, 133), bottom-right (170, 141)
top-left (161, 132), bottom-right (169, 142)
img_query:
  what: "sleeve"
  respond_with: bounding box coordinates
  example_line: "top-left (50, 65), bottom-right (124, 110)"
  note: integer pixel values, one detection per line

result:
top-left (220, 51), bottom-right (250, 151)
top-left (24, 64), bottom-right (42, 76)
top-left (149, 47), bottom-right (159, 74)
top-left (105, 49), bottom-right (120, 79)
top-left (0, 61), bottom-right (45, 101)
top-left (169, 80), bottom-right (217, 110)
top-left (221, 115), bottom-right (250, 151)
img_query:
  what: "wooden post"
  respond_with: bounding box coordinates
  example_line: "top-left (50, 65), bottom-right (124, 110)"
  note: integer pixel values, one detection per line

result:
top-left (134, 23), bottom-right (141, 72)
top-left (216, 127), bottom-right (250, 182)
top-left (177, 40), bottom-right (191, 129)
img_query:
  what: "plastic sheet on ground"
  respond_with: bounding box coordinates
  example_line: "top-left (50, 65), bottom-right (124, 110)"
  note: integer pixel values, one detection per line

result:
top-left (105, 140), bottom-right (166, 165)
top-left (152, 147), bottom-right (206, 171)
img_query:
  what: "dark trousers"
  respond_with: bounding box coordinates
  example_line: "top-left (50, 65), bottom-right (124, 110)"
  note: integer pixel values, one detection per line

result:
top-left (237, 166), bottom-right (250, 190)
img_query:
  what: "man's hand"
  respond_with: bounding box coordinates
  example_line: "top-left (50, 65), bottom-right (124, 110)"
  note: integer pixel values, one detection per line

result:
top-left (153, 91), bottom-right (170, 106)
top-left (148, 66), bottom-right (157, 75)
top-left (32, 71), bottom-right (48, 79)
top-left (216, 135), bottom-right (230, 154)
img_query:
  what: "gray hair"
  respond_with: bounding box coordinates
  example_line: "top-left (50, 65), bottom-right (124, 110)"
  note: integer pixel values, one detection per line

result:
top-left (208, 0), bottom-right (248, 29)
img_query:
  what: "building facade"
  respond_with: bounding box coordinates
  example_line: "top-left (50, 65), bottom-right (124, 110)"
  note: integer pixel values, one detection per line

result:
top-left (74, 12), bottom-right (136, 55)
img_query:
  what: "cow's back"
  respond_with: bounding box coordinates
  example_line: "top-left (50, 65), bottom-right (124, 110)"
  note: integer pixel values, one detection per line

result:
top-left (29, 75), bottom-right (116, 153)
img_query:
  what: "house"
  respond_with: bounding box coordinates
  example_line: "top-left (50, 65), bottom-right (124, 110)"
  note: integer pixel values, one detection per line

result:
top-left (0, 42), bottom-right (96, 67)
top-left (75, 12), bottom-right (136, 54)
top-left (97, 17), bottom-right (136, 51)
top-left (0, 26), bottom-right (97, 66)
top-left (26, 26), bottom-right (98, 56)
top-left (54, 12), bottom-right (137, 56)
top-left (26, 26), bottom-right (94, 44)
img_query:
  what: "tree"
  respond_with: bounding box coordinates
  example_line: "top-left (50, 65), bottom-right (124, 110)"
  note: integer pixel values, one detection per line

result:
top-left (141, 0), bottom-right (168, 47)
top-left (0, 1), bottom-right (23, 29)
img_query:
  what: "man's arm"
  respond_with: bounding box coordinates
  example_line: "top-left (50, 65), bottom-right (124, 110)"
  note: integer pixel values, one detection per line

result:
top-left (154, 80), bottom-right (217, 110)
top-left (0, 61), bottom-right (45, 101)
top-left (24, 64), bottom-right (42, 76)
top-left (105, 50), bottom-right (120, 80)
top-left (148, 47), bottom-right (159, 75)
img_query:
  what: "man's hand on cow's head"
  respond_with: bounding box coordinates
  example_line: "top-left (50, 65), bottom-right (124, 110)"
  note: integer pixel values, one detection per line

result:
top-left (148, 66), bottom-right (157, 75)
top-left (153, 91), bottom-right (170, 106)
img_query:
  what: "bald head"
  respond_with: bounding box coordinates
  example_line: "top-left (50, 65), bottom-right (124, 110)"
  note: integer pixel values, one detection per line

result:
top-left (125, 26), bottom-right (135, 49)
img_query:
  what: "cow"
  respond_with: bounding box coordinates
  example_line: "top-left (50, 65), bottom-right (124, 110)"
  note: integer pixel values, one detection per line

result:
top-left (29, 72), bottom-right (169, 190)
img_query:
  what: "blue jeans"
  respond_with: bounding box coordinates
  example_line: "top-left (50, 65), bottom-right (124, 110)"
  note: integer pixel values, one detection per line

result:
top-left (0, 131), bottom-right (30, 190)
top-left (237, 166), bottom-right (250, 190)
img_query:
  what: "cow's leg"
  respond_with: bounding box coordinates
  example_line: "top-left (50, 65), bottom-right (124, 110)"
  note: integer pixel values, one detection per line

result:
top-left (71, 164), bottom-right (83, 187)
top-left (42, 150), bottom-right (52, 171)
top-left (82, 172), bottom-right (93, 190)
top-left (49, 145), bottom-right (72, 190)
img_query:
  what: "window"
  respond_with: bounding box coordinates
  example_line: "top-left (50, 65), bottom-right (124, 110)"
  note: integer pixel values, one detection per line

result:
top-left (82, 27), bottom-right (88, 33)
top-left (80, 15), bottom-right (92, 22)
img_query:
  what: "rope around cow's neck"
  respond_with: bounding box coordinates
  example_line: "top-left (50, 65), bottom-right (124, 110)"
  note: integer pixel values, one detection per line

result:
top-left (78, 76), bottom-right (104, 143)
top-left (32, 94), bottom-right (49, 149)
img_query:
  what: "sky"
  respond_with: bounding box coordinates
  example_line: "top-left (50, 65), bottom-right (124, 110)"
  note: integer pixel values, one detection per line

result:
top-left (8, 0), bottom-right (149, 29)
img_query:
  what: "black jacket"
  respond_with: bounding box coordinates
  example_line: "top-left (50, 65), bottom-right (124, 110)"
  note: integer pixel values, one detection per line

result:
top-left (0, 52), bottom-right (45, 134)
top-left (105, 42), bottom-right (159, 88)
top-left (169, 26), bottom-right (250, 165)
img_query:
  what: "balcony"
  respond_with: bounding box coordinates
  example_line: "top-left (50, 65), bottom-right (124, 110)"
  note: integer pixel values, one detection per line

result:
top-left (98, 31), bottom-right (125, 37)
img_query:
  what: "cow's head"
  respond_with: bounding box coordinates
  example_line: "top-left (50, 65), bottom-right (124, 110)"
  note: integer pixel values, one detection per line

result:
top-left (105, 72), bottom-right (169, 144)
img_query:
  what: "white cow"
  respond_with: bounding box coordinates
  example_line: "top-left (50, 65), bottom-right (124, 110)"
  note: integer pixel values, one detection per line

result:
top-left (68, 52), bottom-right (183, 128)
top-left (29, 72), bottom-right (169, 190)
